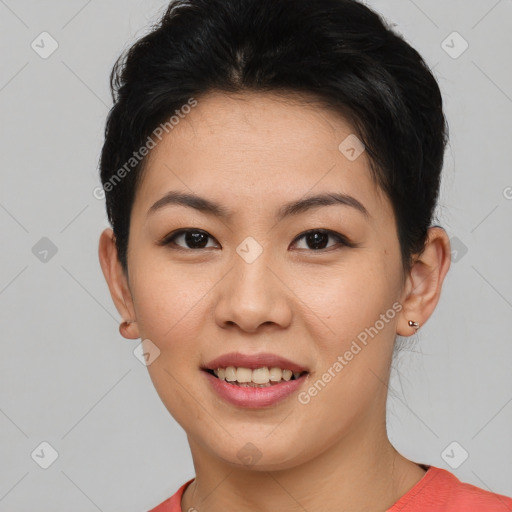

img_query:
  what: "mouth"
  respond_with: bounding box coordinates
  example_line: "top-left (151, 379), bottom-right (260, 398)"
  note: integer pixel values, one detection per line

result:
top-left (202, 367), bottom-right (309, 387)
top-left (201, 352), bottom-right (310, 407)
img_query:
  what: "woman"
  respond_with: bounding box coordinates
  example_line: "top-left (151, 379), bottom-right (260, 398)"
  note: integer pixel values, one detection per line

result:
top-left (97, 0), bottom-right (512, 510)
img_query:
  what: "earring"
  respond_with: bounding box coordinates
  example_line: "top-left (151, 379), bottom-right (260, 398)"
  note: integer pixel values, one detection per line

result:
top-left (408, 320), bottom-right (420, 330)
top-left (119, 319), bottom-right (134, 337)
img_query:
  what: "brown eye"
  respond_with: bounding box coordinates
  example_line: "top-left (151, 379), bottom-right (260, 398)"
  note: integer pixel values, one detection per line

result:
top-left (291, 229), bottom-right (353, 251)
top-left (159, 228), bottom-right (354, 252)
top-left (160, 229), bottom-right (219, 250)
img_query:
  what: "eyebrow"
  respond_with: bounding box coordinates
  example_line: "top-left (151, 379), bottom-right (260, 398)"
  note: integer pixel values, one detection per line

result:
top-left (147, 190), bottom-right (370, 221)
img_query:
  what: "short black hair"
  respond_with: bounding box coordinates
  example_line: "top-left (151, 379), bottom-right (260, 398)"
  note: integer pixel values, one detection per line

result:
top-left (99, 0), bottom-right (449, 274)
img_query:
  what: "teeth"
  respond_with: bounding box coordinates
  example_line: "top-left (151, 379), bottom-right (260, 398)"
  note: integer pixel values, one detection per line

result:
top-left (225, 367), bottom-right (237, 382)
top-left (269, 367), bottom-right (282, 381)
top-left (236, 367), bottom-right (252, 383)
top-left (252, 367), bottom-right (270, 384)
top-left (212, 366), bottom-right (304, 385)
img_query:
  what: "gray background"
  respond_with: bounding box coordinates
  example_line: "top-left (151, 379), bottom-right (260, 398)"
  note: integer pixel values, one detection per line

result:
top-left (0, 0), bottom-right (511, 510)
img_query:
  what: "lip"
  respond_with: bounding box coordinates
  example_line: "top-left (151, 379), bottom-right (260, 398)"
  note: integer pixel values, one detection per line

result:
top-left (202, 352), bottom-right (308, 373)
top-left (203, 370), bottom-right (309, 408)
top-left (201, 352), bottom-right (309, 409)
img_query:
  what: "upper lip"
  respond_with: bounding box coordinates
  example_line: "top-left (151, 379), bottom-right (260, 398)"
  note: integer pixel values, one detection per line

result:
top-left (202, 352), bottom-right (308, 373)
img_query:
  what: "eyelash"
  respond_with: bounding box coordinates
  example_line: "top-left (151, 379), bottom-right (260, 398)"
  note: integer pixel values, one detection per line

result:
top-left (158, 228), bottom-right (356, 252)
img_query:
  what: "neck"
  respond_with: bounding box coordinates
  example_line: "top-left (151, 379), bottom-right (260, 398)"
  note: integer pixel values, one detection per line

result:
top-left (181, 420), bottom-right (427, 512)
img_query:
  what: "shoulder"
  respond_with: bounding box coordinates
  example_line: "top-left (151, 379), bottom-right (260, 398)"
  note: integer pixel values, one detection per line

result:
top-left (147, 478), bottom-right (195, 512)
top-left (389, 465), bottom-right (512, 512)
top-left (440, 468), bottom-right (512, 511)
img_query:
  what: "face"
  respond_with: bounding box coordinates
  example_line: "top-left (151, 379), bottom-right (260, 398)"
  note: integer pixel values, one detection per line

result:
top-left (119, 91), bottom-right (409, 470)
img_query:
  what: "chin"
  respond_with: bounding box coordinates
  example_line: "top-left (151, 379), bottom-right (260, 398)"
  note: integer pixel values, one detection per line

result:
top-left (206, 433), bottom-right (312, 472)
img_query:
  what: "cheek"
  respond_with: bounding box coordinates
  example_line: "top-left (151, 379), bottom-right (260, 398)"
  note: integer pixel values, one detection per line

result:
top-left (128, 259), bottom-right (211, 347)
top-left (294, 270), bottom-right (398, 424)
top-left (128, 264), bottom-right (211, 427)
top-left (299, 259), bottom-right (397, 341)
top-left (301, 258), bottom-right (401, 412)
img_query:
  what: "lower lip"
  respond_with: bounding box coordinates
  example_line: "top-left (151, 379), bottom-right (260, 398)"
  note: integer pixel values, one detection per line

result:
top-left (203, 370), bottom-right (308, 408)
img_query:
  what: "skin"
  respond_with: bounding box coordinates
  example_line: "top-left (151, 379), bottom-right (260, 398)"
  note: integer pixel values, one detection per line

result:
top-left (99, 91), bottom-right (451, 512)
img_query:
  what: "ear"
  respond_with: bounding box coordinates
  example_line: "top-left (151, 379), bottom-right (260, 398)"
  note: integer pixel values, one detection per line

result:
top-left (98, 228), bottom-right (140, 340)
top-left (397, 226), bottom-right (451, 336)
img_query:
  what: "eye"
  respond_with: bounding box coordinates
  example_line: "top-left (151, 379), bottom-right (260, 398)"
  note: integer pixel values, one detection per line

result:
top-left (159, 229), bottom-right (219, 250)
top-left (158, 228), bottom-right (354, 252)
top-left (291, 229), bottom-right (353, 251)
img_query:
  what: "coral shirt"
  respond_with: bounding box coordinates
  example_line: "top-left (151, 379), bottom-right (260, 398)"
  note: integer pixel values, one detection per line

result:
top-left (147, 465), bottom-right (512, 511)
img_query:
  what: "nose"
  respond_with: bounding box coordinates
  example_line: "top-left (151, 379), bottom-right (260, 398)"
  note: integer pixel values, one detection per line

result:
top-left (213, 246), bottom-right (293, 333)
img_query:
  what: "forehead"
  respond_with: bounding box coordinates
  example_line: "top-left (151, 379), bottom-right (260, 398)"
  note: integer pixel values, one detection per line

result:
top-left (135, 90), bottom-right (390, 221)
